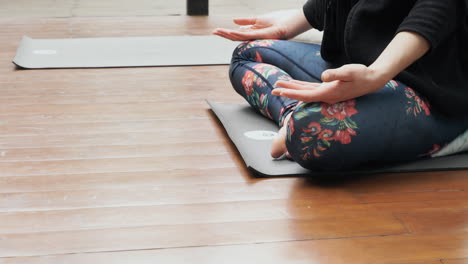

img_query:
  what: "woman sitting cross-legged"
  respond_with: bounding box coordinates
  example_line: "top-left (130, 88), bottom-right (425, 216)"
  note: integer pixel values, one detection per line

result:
top-left (213, 0), bottom-right (468, 171)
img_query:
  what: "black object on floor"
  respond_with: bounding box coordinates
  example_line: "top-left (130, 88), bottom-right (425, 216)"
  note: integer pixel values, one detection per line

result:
top-left (187, 0), bottom-right (209, 15)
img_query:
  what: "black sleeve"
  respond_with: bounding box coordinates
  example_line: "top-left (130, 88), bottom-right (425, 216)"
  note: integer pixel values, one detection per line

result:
top-left (303, 0), bottom-right (328, 31)
top-left (397, 0), bottom-right (457, 49)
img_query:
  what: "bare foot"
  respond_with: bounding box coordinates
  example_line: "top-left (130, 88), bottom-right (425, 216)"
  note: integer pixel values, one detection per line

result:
top-left (271, 113), bottom-right (291, 158)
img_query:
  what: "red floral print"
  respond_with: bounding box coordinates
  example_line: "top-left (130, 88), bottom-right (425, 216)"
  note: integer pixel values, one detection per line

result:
top-left (405, 87), bottom-right (415, 97)
top-left (241, 71), bottom-right (254, 96)
top-left (313, 149), bottom-right (321, 158)
top-left (405, 87), bottom-right (431, 116)
top-left (318, 129), bottom-right (334, 141)
top-left (237, 40), bottom-right (276, 55)
top-left (255, 77), bottom-right (263, 87)
top-left (259, 94), bottom-right (273, 119)
top-left (241, 62), bottom-right (290, 122)
top-left (253, 64), bottom-right (278, 75)
top-left (303, 122), bottom-right (321, 135)
top-left (290, 101), bottom-right (359, 161)
top-left (334, 127), bottom-right (357, 144)
top-left (415, 96), bottom-right (430, 116)
top-left (254, 51), bottom-right (263, 62)
top-left (321, 100), bottom-right (358, 121)
top-left (249, 40), bottom-right (275, 47)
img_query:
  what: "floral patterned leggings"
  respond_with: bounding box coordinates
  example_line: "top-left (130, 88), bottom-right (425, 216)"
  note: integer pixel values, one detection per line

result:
top-left (229, 40), bottom-right (468, 171)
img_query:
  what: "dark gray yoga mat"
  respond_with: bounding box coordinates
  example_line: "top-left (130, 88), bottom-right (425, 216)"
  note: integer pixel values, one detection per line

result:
top-left (13, 35), bottom-right (239, 69)
top-left (208, 101), bottom-right (468, 177)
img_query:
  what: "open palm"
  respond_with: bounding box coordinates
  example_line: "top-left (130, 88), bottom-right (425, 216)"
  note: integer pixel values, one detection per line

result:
top-left (212, 11), bottom-right (291, 41)
top-left (273, 64), bottom-right (388, 104)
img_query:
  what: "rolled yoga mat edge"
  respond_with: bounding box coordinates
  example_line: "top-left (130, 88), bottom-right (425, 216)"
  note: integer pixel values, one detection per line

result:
top-left (208, 100), bottom-right (468, 177)
top-left (13, 35), bottom-right (240, 69)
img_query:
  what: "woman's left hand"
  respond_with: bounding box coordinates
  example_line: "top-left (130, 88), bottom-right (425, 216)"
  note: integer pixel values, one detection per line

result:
top-left (272, 64), bottom-right (390, 104)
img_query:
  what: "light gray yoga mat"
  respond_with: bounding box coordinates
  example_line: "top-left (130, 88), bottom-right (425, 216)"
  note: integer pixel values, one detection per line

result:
top-left (13, 35), bottom-right (239, 69)
top-left (208, 101), bottom-right (468, 177)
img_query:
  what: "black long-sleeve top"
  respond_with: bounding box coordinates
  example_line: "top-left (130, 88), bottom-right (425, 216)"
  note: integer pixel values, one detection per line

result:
top-left (303, 0), bottom-right (468, 117)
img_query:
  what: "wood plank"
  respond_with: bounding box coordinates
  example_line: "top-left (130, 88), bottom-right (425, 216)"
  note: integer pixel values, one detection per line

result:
top-left (356, 191), bottom-right (468, 204)
top-left (0, 180), bottom-right (360, 212)
top-left (2, 197), bottom-right (468, 235)
top-left (0, 197), bottom-right (421, 234)
top-left (443, 259), bottom-right (468, 264)
top-left (383, 261), bottom-right (442, 264)
top-left (0, 200), bottom-right (293, 234)
top-left (0, 214), bottom-right (406, 257)
top-left (360, 199), bottom-right (468, 214)
top-left (0, 129), bottom-right (222, 149)
top-left (67, 16), bottom-right (235, 37)
top-left (0, 16), bottom-right (232, 39)
top-left (0, 142), bottom-right (229, 161)
top-left (0, 105), bottom-right (218, 124)
top-left (0, 167), bottom-right (254, 193)
top-left (0, 68), bottom-right (231, 93)
top-left (74, 0), bottom-right (185, 17)
top-left (0, 102), bottom-right (208, 117)
top-left (0, 92), bottom-right (241, 106)
top-left (396, 211), bottom-right (468, 234)
top-left (0, 118), bottom-right (219, 137)
top-left (309, 171), bottom-right (468, 198)
top-left (1, 233), bottom-right (467, 263)
top-left (0, 154), bottom-right (236, 177)
top-left (327, 200), bottom-right (468, 218)
top-left (0, 113), bottom-right (202, 124)
top-left (0, 0), bottom-right (73, 18)
top-left (338, 171), bottom-right (468, 194)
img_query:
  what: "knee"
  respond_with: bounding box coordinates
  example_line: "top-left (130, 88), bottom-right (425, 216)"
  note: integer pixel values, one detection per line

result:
top-left (229, 40), bottom-right (279, 85)
top-left (229, 39), bottom-right (280, 75)
top-left (228, 42), bottom-right (251, 93)
top-left (230, 41), bottom-right (252, 66)
top-left (231, 42), bottom-right (247, 60)
top-left (229, 42), bottom-right (248, 80)
top-left (229, 41), bottom-right (266, 91)
top-left (230, 40), bottom-right (277, 64)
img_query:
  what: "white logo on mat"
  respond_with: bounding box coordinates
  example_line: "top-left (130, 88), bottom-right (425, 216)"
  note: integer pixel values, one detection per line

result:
top-left (33, 50), bottom-right (57, 55)
top-left (244, 130), bottom-right (278, 140)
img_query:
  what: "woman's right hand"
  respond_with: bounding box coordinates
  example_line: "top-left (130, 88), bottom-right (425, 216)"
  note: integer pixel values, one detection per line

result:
top-left (212, 9), bottom-right (312, 41)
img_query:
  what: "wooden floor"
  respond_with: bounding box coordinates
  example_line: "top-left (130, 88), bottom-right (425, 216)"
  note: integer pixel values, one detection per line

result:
top-left (0, 2), bottom-right (468, 264)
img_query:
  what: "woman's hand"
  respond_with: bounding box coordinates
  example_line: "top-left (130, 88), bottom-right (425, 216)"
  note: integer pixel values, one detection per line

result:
top-left (272, 64), bottom-right (389, 104)
top-left (212, 9), bottom-right (312, 41)
top-left (272, 31), bottom-right (430, 104)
